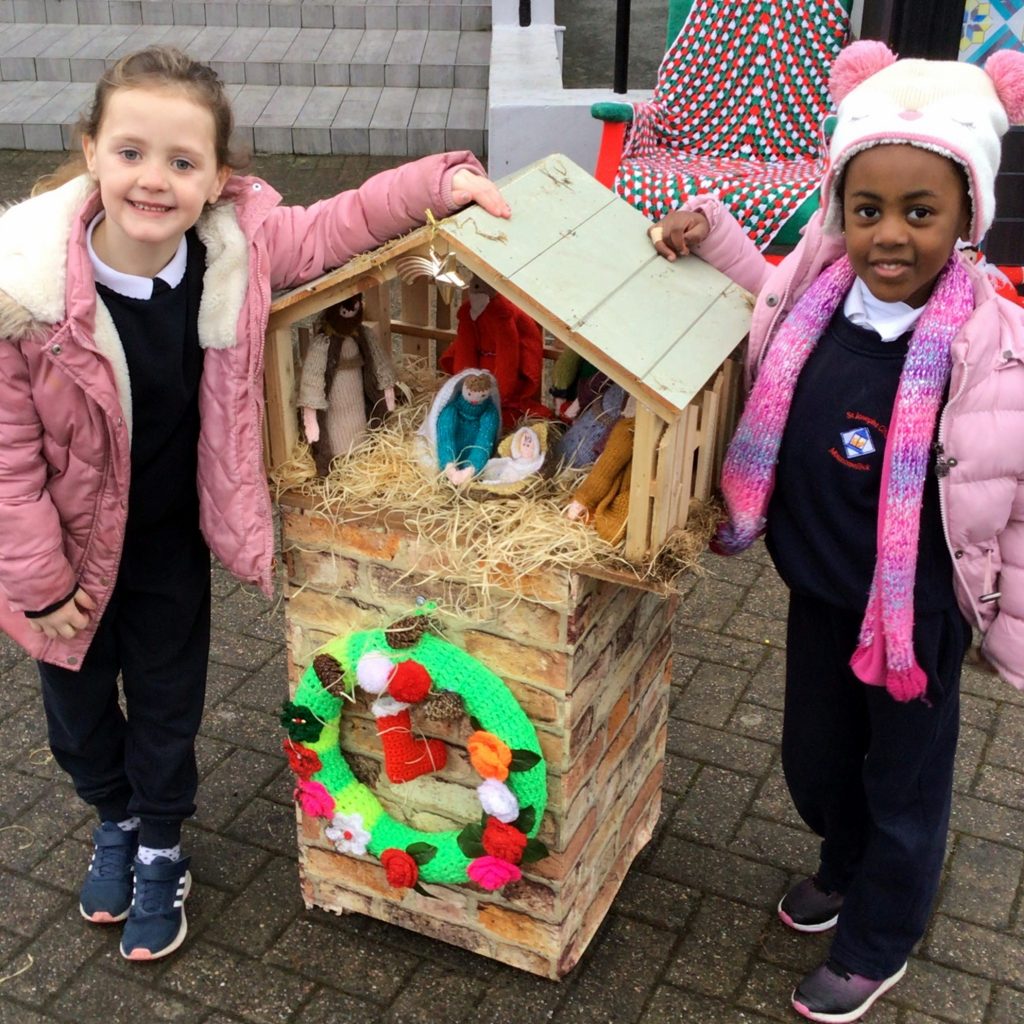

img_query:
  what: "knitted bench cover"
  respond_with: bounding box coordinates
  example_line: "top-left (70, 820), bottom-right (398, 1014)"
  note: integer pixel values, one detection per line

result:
top-left (616, 0), bottom-right (849, 250)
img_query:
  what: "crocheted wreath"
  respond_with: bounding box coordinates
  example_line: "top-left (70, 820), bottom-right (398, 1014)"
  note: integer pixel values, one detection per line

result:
top-left (281, 610), bottom-right (548, 893)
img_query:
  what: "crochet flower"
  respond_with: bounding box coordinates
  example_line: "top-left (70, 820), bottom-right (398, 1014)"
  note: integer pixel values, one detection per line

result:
top-left (283, 739), bottom-right (322, 780)
top-left (387, 659), bottom-right (432, 704)
top-left (381, 848), bottom-right (419, 888)
top-left (477, 779), bottom-right (519, 823)
top-left (294, 779), bottom-right (335, 819)
top-left (280, 701), bottom-right (323, 743)
top-left (482, 818), bottom-right (528, 865)
top-left (467, 855), bottom-right (522, 891)
top-left (356, 651), bottom-right (395, 695)
top-left (325, 812), bottom-right (371, 856)
top-left (467, 730), bottom-right (512, 781)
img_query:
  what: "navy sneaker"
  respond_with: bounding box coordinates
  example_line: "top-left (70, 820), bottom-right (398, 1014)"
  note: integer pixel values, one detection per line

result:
top-left (120, 856), bottom-right (192, 961)
top-left (778, 875), bottom-right (844, 933)
top-left (79, 822), bottom-right (138, 924)
top-left (792, 958), bottom-right (907, 1023)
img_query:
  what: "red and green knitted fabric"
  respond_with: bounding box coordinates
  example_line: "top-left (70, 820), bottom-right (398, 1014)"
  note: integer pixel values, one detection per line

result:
top-left (617, 0), bottom-right (849, 250)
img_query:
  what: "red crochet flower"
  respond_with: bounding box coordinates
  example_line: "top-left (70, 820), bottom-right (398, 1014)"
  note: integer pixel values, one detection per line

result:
top-left (481, 818), bottom-right (527, 865)
top-left (387, 659), bottom-right (432, 704)
top-left (283, 739), bottom-right (322, 780)
top-left (381, 847), bottom-right (419, 889)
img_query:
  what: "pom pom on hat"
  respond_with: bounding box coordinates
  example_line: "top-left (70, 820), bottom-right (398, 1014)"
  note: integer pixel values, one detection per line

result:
top-left (986, 48), bottom-right (1024, 125)
top-left (821, 44), bottom-right (1020, 243)
top-left (829, 40), bottom-right (897, 104)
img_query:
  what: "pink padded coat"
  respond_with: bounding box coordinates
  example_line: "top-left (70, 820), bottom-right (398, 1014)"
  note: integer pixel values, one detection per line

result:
top-left (0, 153), bottom-right (483, 670)
top-left (686, 195), bottom-right (1024, 689)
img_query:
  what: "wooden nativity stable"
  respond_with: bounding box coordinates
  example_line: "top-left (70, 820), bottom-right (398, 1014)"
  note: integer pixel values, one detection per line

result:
top-left (264, 154), bottom-right (751, 978)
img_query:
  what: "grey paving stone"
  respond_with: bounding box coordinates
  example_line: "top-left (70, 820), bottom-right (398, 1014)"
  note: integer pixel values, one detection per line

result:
top-left (184, 824), bottom-right (268, 891)
top-left (666, 720), bottom-right (775, 775)
top-left (663, 894), bottom-right (769, 998)
top-left (649, 836), bottom-right (787, 909)
top-left (729, 817), bottom-right (817, 876)
top-left (225, 795), bottom-right (301, 857)
top-left (669, 765), bottom-right (757, 845)
top-left (297, 988), bottom-right (386, 1024)
top-left (895, 957), bottom-right (990, 1024)
top-left (926, 913), bottom-right (1024, 986)
top-left (201, 700), bottom-right (283, 755)
top-left (940, 834), bottom-right (1024, 929)
top-left (972, 763), bottom-right (1024, 810)
top-left (613, 871), bottom-right (699, 931)
top-left (672, 661), bottom-right (750, 728)
top-left (672, 624), bottom-right (769, 672)
top-left (640, 985), bottom-right (778, 1024)
top-left (727, 701), bottom-right (783, 744)
top-left (0, 869), bottom-right (68, 938)
top-left (160, 939), bottom-right (316, 1022)
top-left (266, 915), bottom-right (420, 1001)
top-left (51, 965), bottom-right (205, 1024)
top-left (191, 747), bottom-right (281, 830)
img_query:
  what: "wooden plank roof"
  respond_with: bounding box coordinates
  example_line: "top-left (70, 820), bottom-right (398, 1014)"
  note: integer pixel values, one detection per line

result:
top-left (437, 154), bottom-right (751, 421)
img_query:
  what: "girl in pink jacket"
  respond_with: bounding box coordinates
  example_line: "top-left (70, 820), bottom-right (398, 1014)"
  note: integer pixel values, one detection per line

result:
top-left (0, 46), bottom-right (509, 963)
top-left (652, 43), bottom-right (1024, 1023)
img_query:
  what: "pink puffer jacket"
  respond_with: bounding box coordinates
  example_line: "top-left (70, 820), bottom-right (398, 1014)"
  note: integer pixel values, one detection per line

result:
top-left (0, 153), bottom-right (482, 670)
top-left (686, 195), bottom-right (1024, 689)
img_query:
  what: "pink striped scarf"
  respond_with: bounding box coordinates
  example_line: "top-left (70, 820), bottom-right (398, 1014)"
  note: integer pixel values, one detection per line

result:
top-left (714, 253), bottom-right (974, 701)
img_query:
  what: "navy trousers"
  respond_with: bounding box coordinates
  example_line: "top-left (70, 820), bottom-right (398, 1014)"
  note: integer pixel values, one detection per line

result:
top-left (37, 524), bottom-right (210, 850)
top-left (782, 591), bottom-right (970, 979)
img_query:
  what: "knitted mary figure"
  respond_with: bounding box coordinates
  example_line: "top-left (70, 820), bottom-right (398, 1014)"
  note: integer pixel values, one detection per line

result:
top-left (418, 369), bottom-right (501, 487)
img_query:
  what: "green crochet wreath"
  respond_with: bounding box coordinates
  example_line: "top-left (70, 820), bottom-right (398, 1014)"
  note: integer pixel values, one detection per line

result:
top-left (281, 611), bottom-right (548, 892)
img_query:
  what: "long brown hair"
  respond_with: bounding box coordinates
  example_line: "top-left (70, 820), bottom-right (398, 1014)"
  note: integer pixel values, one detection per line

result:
top-left (32, 46), bottom-right (249, 196)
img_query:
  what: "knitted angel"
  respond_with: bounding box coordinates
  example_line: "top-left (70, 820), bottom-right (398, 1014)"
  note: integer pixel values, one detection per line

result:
top-left (298, 295), bottom-right (398, 475)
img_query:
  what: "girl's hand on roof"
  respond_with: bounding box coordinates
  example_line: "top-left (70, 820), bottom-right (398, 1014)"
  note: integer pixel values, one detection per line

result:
top-left (451, 169), bottom-right (512, 219)
top-left (26, 588), bottom-right (96, 641)
top-left (649, 210), bottom-right (710, 260)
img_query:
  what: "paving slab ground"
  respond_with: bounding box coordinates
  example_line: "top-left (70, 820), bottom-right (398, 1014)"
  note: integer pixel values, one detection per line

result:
top-left (1, 149), bottom-right (1023, 1024)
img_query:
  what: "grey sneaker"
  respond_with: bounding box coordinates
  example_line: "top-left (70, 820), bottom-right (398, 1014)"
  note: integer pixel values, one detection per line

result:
top-left (792, 958), bottom-right (907, 1023)
top-left (778, 875), bottom-right (844, 933)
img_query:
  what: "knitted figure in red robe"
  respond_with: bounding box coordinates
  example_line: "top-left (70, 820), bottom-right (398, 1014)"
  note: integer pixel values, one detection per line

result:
top-left (440, 277), bottom-right (552, 431)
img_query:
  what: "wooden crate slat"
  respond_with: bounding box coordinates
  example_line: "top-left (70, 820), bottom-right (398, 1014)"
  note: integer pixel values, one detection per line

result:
top-left (624, 404), bottom-right (664, 561)
top-left (399, 276), bottom-right (430, 358)
top-left (264, 326), bottom-right (299, 472)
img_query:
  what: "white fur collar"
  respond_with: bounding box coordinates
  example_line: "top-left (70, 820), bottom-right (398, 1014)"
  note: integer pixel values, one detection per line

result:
top-left (0, 175), bottom-right (250, 435)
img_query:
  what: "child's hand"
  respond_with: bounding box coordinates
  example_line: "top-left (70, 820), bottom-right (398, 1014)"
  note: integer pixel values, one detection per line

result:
top-left (648, 210), bottom-right (710, 261)
top-left (450, 170), bottom-right (512, 219)
top-left (27, 588), bottom-right (96, 641)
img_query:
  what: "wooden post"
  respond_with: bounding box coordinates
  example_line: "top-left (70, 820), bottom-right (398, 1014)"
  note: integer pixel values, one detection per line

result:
top-left (264, 325), bottom-right (299, 473)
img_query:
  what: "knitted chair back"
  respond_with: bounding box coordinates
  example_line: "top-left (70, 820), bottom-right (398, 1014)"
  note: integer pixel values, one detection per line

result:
top-left (617, 0), bottom-right (851, 249)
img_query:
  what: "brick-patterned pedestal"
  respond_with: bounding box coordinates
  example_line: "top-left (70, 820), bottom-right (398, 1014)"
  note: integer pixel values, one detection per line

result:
top-left (282, 503), bottom-right (677, 978)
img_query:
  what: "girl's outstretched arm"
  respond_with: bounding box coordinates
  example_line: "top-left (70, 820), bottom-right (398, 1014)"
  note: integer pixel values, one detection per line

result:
top-left (263, 152), bottom-right (506, 290)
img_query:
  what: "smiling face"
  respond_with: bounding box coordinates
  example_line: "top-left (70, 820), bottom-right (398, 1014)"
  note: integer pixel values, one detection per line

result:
top-left (841, 144), bottom-right (971, 308)
top-left (83, 85), bottom-right (231, 278)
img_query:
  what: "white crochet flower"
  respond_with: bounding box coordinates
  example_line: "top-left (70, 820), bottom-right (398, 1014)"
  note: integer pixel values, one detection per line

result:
top-left (356, 650), bottom-right (395, 694)
top-left (477, 778), bottom-right (519, 823)
top-left (325, 811), bottom-right (371, 856)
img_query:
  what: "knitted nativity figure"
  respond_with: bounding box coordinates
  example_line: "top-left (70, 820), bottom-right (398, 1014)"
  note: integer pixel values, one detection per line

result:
top-left (555, 375), bottom-right (627, 469)
top-left (564, 397), bottom-right (637, 545)
top-left (298, 295), bottom-right (398, 475)
top-left (419, 369), bottom-right (501, 487)
top-left (439, 275), bottom-right (551, 431)
top-left (549, 347), bottom-right (600, 422)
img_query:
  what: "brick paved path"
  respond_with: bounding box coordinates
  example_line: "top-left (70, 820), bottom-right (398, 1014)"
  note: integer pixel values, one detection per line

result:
top-left (0, 150), bottom-right (1022, 1024)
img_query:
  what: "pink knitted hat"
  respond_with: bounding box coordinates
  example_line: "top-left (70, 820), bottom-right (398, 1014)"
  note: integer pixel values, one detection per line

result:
top-left (821, 41), bottom-right (1024, 243)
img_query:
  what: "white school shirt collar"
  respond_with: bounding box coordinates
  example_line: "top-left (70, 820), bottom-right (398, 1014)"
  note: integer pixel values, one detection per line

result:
top-left (86, 212), bottom-right (187, 299)
top-left (843, 276), bottom-right (924, 343)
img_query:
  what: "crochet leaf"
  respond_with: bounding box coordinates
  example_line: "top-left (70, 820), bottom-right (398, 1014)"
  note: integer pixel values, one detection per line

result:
top-left (457, 822), bottom-right (485, 858)
top-left (406, 842), bottom-right (438, 866)
top-left (521, 838), bottom-right (549, 864)
top-left (514, 805), bottom-right (536, 834)
top-left (509, 748), bottom-right (541, 772)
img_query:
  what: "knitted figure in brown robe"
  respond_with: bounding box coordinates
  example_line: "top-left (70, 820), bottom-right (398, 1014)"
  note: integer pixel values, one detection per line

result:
top-left (298, 296), bottom-right (398, 475)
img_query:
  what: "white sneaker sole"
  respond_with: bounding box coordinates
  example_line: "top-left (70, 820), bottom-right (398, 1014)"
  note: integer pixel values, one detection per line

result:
top-left (791, 962), bottom-right (907, 1023)
top-left (778, 896), bottom-right (840, 933)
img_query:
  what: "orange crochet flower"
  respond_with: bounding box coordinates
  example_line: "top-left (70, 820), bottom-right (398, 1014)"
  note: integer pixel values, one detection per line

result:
top-left (467, 730), bottom-right (512, 781)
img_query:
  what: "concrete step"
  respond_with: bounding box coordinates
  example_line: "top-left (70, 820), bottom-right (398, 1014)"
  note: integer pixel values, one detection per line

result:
top-left (0, 24), bottom-right (490, 89)
top-left (0, 77), bottom-right (487, 156)
top-left (0, 1), bottom-right (491, 32)
top-left (0, 9), bottom-right (490, 157)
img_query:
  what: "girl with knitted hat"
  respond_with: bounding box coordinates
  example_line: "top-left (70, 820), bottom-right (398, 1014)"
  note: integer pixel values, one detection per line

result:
top-left (651, 42), bottom-right (1024, 1023)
